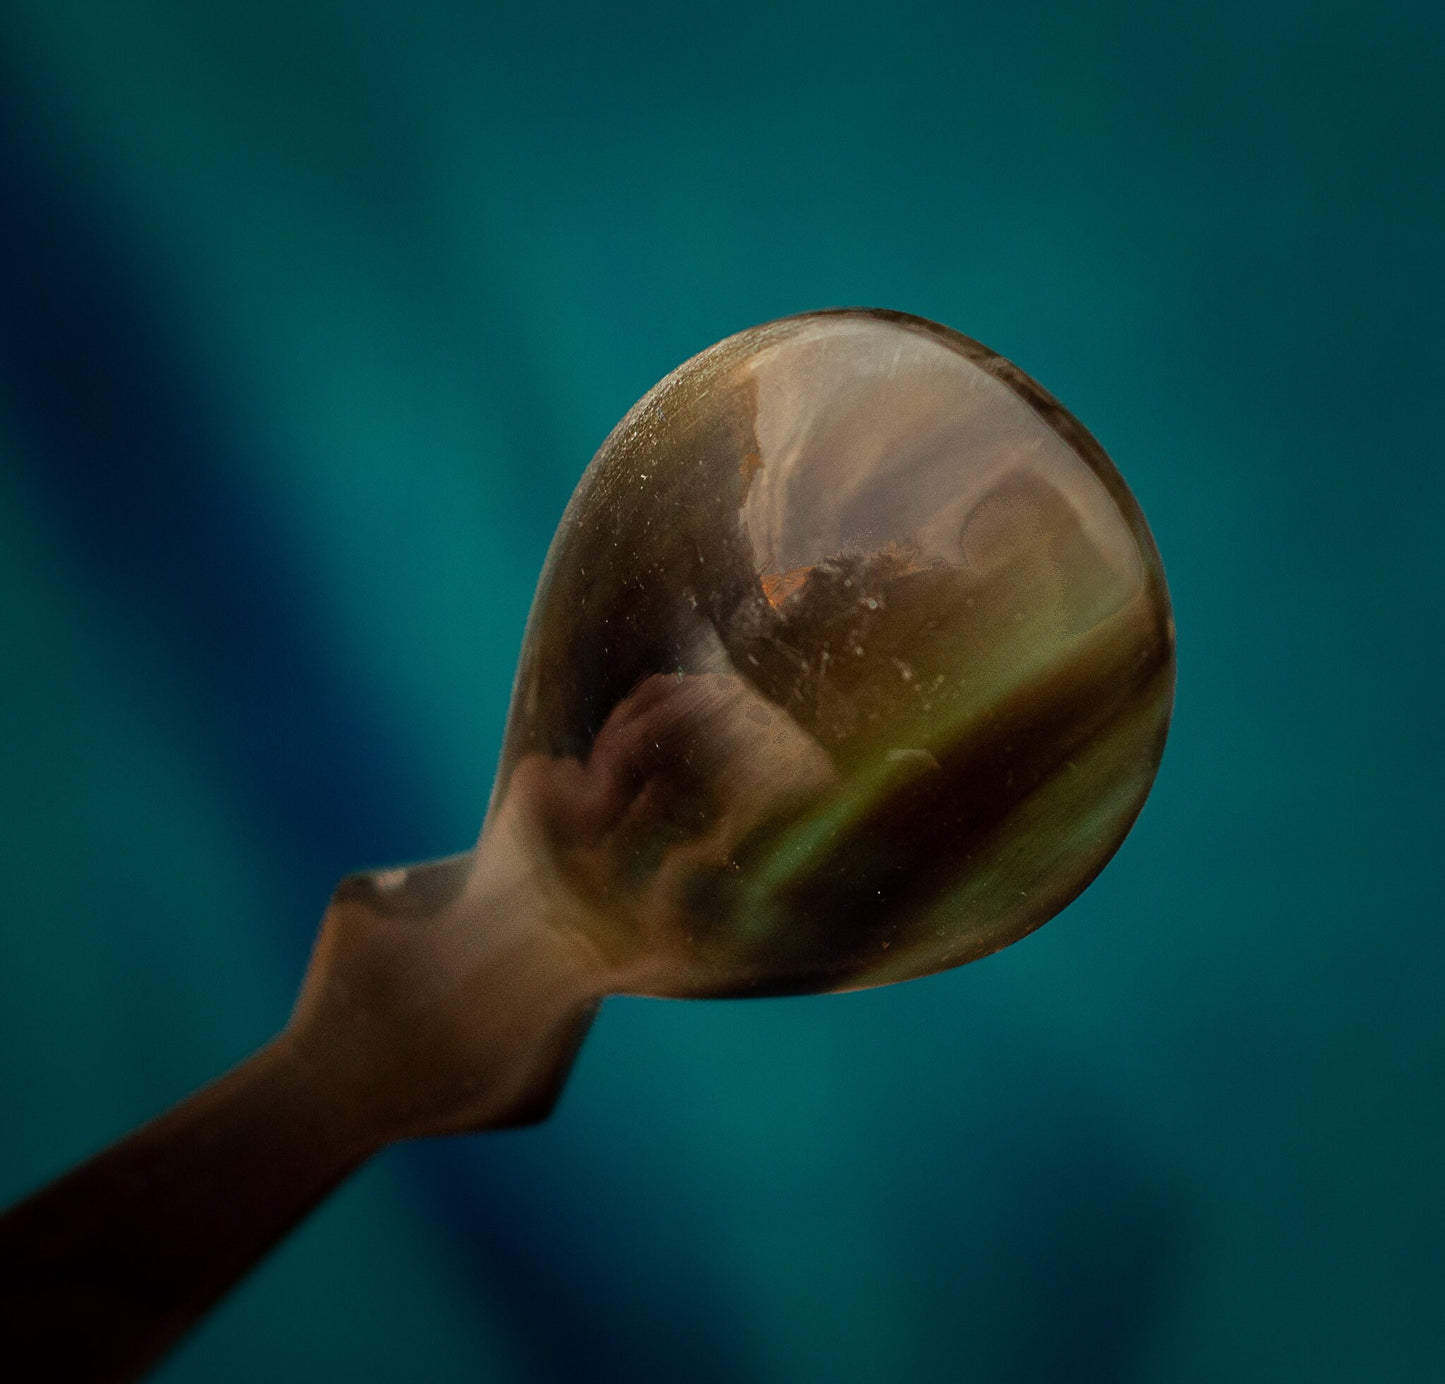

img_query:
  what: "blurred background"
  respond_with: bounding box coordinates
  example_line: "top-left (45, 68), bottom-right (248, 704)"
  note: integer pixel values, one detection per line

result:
top-left (0, 2), bottom-right (1440, 1380)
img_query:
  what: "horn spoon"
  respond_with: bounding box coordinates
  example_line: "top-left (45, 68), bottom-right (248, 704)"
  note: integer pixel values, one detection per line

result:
top-left (0, 309), bottom-right (1174, 1381)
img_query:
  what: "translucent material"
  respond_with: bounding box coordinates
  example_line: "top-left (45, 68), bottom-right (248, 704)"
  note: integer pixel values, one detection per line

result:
top-left (485, 310), bottom-right (1174, 997)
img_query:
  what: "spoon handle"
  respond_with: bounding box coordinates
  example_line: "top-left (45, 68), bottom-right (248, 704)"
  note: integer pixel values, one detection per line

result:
top-left (0, 851), bottom-right (606, 1381)
top-left (0, 1036), bottom-right (378, 1382)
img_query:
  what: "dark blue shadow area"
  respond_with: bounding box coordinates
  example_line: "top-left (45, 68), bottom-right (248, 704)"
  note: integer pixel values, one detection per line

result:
top-left (967, 1122), bottom-right (1183, 1382)
top-left (847, 987), bottom-right (1187, 1384)
top-left (0, 68), bottom-right (432, 914)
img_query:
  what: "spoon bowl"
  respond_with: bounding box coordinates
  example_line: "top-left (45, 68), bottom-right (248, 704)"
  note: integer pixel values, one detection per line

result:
top-left (483, 309), bottom-right (1174, 999)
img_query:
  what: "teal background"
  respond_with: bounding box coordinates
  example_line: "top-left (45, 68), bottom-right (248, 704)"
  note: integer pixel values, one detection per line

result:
top-left (0, 3), bottom-right (1440, 1380)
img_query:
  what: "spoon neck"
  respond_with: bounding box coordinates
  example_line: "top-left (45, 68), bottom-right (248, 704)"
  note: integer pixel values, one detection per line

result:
top-left (283, 845), bottom-right (609, 1146)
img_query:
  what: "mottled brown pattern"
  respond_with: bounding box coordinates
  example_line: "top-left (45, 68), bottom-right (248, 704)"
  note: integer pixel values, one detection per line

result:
top-left (492, 310), bottom-right (1175, 996)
